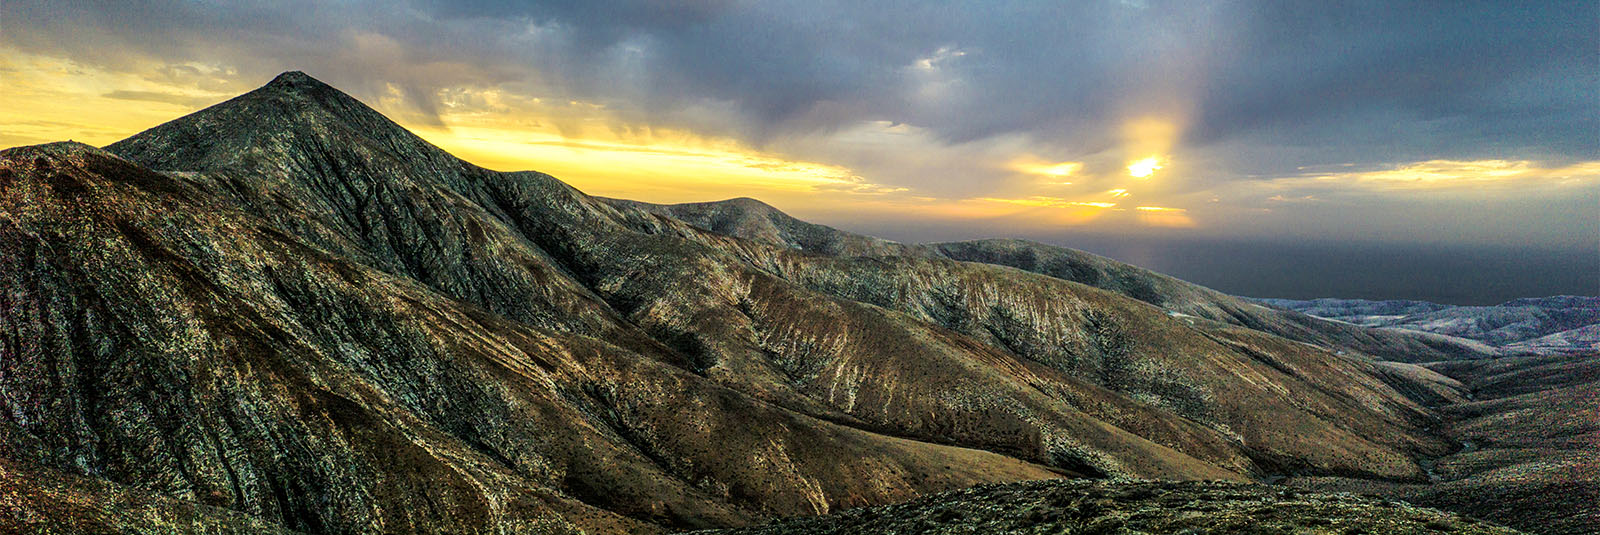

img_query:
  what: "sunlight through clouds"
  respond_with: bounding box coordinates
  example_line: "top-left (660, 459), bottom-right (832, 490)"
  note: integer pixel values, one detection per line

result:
top-left (1127, 156), bottom-right (1163, 178)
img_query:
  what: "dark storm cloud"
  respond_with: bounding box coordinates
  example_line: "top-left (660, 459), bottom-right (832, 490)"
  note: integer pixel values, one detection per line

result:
top-left (400, 0), bottom-right (1598, 162)
top-left (1190, 2), bottom-right (1599, 166)
top-left (436, 1), bottom-right (1231, 143)
top-left (3, 0), bottom-right (1595, 165)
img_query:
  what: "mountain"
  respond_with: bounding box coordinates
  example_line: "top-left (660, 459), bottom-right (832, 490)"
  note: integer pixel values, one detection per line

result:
top-left (599, 196), bottom-right (925, 258)
top-left (606, 198), bottom-right (1499, 363)
top-left (1260, 296), bottom-right (1600, 354)
top-left (0, 71), bottom-right (1581, 533)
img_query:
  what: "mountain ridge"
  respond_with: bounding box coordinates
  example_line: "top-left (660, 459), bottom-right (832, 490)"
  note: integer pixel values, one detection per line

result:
top-left (605, 198), bottom-right (1500, 363)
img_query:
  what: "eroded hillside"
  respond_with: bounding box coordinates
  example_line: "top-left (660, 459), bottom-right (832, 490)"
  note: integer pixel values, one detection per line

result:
top-left (0, 72), bottom-right (1580, 534)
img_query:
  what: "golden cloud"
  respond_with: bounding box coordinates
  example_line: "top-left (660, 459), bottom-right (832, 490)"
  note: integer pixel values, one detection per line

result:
top-left (1134, 206), bottom-right (1195, 228)
top-left (1006, 154), bottom-right (1084, 182)
top-left (979, 197), bottom-right (1118, 209)
top-left (1279, 159), bottom-right (1600, 190)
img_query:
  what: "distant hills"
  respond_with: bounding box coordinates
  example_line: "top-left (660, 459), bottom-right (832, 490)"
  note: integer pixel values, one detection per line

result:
top-left (0, 71), bottom-right (1590, 534)
top-left (1259, 296), bottom-right (1600, 354)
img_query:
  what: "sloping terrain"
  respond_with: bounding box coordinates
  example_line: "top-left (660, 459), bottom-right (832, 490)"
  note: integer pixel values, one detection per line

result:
top-left (1507, 323), bottom-right (1600, 354)
top-left (1, 457), bottom-right (304, 535)
top-left (1262, 296), bottom-right (1600, 354)
top-left (1, 142), bottom-right (1060, 533)
top-left (606, 199), bottom-right (1498, 363)
top-left (929, 240), bottom-right (1499, 363)
top-left (0, 71), bottom-right (1569, 533)
top-left (691, 479), bottom-right (1522, 535)
top-left (1287, 351), bottom-right (1600, 534)
top-left (1258, 298), bottom-right (1453, 321)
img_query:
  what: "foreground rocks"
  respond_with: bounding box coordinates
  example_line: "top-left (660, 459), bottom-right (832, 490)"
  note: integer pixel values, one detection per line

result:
top-left (0, 457), bottom-right (302, 535)
top-left (691, 479), bottom-right (1521, 535)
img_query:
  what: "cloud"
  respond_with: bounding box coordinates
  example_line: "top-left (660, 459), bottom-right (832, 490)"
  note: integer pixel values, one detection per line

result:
top-left (101, 90), bottom-right (219, 107)
top-left (1270, 159), bottom-right (1600, 191)
top-left (1007, 155), bottom-right (1084, 181)
top-left (1, 0), bottom-right (1595, 250)
top-left (7, 1), bottom-right (1591, 164)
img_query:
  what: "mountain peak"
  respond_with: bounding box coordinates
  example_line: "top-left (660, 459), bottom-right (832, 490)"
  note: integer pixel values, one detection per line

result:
top-left (107, 70), bottom-right (452, 175)
top-left (267, 70), bottom-right (318, 86)
top-left (259, 70), bottom-right (340, 96)
top-left (250, 70), bottom-right (348, 103)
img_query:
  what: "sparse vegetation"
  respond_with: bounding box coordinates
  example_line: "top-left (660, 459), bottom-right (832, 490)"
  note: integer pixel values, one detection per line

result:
top-left (689, 479), bottom-right (1523, 535)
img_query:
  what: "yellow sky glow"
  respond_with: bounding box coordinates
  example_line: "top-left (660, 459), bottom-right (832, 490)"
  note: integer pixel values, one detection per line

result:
top-left (7, 50), bottom-right (1596, 239)
top-left (1278, 159), bottom-right (1600, 191)
top-left (1127, 156), bottom-right (1163, 178)
top-left (0, 52), bottom-right (242, 147)
top-left (1008, 155), bottom-right (1084, 180)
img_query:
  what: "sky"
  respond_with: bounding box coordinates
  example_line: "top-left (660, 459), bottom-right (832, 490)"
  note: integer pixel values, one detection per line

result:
top-left (2, 1), bottom-right (1596, 303)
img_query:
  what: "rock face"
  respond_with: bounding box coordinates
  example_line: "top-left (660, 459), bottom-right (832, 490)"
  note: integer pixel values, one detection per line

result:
top-left (689, 479), bottom-right (1523, 535)
top-left (0, 71), bottom-right (1577, 534)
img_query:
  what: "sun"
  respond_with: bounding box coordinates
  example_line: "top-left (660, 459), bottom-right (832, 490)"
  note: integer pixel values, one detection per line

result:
top-left (1128, 156), bottom-right (1163, 178)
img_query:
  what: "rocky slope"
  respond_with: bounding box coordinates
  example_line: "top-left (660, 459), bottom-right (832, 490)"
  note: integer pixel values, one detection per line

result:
top-left (0, 71), bottom-right (1574, 533)
top-left (1288, 351), bottom-right (1600, 534)
top-left (929, 240), bottom-right (1500, 362)
top-left (690, 479), bottom-right (1522, 535)
top-left (1, 457), bottom-right (305, 535)
top-left (5, 140), bottom-right (1087, 533)
top-left (1260, 296), bottom-right (1600, 354)
top-left (606, 199), bottom-right (1499, 363)
top-left (600, 196), bottom-right (926, 259)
